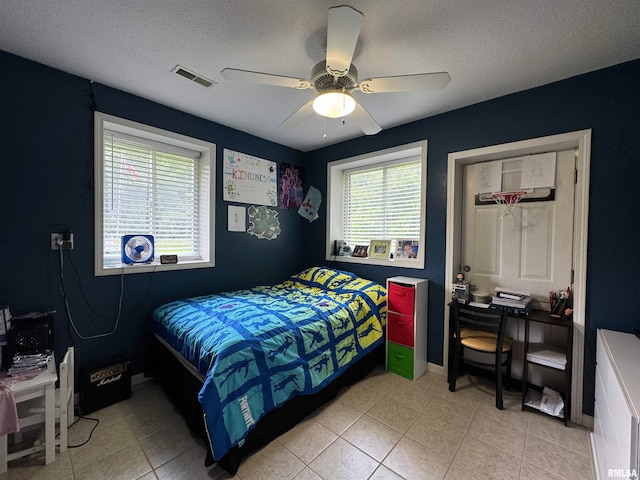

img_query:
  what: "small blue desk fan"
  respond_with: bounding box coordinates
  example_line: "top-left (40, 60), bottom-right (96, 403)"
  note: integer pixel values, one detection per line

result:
top-left (121, 235), bottom-right (155, 264)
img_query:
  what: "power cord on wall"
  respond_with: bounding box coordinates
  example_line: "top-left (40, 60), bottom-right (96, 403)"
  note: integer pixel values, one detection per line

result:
top-left (65, 248), bottom-right (155, 321)
top-left (57, 244), bottom-right (123, 339)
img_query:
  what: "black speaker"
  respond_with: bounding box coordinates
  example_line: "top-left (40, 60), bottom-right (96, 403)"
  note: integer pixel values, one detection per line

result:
top-left (80, 357), bottom-right (131, 414)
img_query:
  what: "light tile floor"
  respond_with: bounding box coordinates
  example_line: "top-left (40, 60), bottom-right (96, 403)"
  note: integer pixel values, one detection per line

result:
top-left (0, 368), bottom-right (596, 480)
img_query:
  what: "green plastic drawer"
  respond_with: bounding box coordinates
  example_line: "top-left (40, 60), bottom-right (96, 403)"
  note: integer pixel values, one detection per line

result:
top-left (386, 341), bottom-right (414, 379)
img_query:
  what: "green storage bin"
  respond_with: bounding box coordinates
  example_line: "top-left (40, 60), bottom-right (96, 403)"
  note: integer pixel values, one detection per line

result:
top-left (387, 341), bottom-right (414, 379)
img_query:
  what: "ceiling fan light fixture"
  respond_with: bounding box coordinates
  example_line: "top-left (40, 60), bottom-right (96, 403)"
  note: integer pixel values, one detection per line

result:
top-left (313, 92), bottom-right (356, 118)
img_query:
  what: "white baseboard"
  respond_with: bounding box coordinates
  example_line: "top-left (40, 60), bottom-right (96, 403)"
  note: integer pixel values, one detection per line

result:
top-left (590, 432), bottom-right (601, 480)
top-left (427, 362), bottom-right (444, 376)
top-left (581, 413), bottom-right (594, 429)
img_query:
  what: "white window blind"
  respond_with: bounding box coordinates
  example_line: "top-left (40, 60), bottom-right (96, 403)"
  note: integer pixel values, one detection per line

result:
top-left (343, 160), bottom-right (421, 247)
top-left (102, 130), bottom-right (208, 265)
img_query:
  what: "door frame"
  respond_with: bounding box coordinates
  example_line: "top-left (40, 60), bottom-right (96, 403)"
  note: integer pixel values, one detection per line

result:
top-left (444, 129), bottom-right (591, 425)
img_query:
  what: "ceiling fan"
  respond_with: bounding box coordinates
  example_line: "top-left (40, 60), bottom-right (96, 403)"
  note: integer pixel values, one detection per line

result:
top-left (221, 5), bottom-right (451, 135)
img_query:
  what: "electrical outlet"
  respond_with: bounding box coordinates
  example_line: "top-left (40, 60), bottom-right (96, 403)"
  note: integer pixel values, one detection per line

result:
top-left (51, 232), bottom-right (74, 250)
top-left (51, 233), bottom-right (62, 249)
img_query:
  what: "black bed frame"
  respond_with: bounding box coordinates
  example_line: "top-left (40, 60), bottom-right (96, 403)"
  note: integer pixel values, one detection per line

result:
top-left (145, 332), bottom-right (384, 475)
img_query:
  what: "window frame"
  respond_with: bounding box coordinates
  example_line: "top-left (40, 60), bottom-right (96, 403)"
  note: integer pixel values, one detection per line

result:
top-left (94, 112), bottom-right (216, 276)
top-left (326, 140), bottom-right (427, 268)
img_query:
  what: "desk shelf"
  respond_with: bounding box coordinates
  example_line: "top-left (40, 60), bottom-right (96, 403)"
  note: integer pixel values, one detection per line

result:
top-left (521, 311), bottom-right (573, 425)
top-left (526, 343), bottom-right (567, 370)
top-left (523, 389), bottom-right (565, 419)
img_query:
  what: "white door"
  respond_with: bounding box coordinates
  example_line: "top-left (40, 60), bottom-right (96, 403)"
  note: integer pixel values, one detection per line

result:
top-left (461, 149), bottom-right (575, 310)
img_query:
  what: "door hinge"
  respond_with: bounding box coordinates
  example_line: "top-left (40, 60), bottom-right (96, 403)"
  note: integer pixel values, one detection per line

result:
top-left (575, 169), bottom-right (578, 184)
top-left (571, 269), bottom-right (575, 284)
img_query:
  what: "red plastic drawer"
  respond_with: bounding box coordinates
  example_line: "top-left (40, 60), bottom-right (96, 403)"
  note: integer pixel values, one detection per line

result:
top-left (388, 282), bottom-right (415, 316)
top-left (387, 312), bottom-right (414, 347)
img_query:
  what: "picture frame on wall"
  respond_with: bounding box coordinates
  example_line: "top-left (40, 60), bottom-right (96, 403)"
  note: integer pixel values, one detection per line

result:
top-left (369, 239), bottom-right (391, 259)
top-left (396, 239), bottom-right (419, 259)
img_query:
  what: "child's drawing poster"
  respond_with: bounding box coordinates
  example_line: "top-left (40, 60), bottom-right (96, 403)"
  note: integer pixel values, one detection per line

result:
top-left (476, 160), bottom-right (502, 194)
top-left (227, 205), bottom-right (246, 232)
top-left (520, 152), bottom-right (556, 189)
top-left (223, 149), bottom-right (278, 206)
top-left (298, 186), bottom-right (322, 222)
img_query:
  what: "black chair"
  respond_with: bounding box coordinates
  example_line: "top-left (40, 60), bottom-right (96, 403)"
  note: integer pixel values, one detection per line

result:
top-left (448, 302), bottom-right (513, 410)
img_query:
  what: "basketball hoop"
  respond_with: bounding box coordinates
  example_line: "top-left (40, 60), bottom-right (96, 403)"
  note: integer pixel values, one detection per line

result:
top-left (492, 191), bottom-right (527, 219)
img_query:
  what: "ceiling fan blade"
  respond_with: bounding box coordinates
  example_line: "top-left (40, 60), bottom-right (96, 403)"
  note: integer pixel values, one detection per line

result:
top-left (326, 6), bottom-right (363, 77)
top-left (221, 68), bottom-right (311, 89)
top-left (358, 72), bottom-right (451, 93)
top-left (278, 100), bottom-right (315, 130)
top-left (350, 102), bottom-right (381, 135)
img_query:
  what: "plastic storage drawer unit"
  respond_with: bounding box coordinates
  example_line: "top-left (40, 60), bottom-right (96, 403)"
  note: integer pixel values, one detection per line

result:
top-left (385, 277), bottom-right (428, 380)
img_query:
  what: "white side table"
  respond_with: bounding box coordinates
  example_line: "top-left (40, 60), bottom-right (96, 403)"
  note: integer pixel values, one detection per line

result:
top-left (0, 356), bottom-right (57, 473)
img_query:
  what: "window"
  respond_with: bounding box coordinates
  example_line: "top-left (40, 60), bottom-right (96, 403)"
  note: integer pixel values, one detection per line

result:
top-left (327, 141), bottom-right (427, 267)
top-left (94, 112), bottom-right (215, 275)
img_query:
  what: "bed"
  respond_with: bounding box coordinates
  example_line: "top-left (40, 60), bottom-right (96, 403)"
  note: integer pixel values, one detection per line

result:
top-left (146, 266), bottom-right (387, 474)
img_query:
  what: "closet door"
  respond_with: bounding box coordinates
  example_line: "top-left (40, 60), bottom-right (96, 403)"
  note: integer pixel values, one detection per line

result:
top-left (461, 149), bottom-right (575, 311)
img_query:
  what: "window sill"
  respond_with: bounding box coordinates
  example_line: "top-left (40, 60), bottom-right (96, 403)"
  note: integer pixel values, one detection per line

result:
top-left (327, 255), bottom-right (424, 269)
top-left (96, 259), bottom-right (214, 276)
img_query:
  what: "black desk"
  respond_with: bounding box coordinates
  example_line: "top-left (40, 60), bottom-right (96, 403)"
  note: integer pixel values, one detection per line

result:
top-left (448, 304), bottom-right (573, 424)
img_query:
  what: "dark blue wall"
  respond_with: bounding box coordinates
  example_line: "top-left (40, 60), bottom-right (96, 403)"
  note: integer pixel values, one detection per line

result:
top-left (0, 51), bottom-right (307, 375)
top-left (2, 48), bottom-right (639, 417)
top-left (306, 58), bottom-right (640, 416)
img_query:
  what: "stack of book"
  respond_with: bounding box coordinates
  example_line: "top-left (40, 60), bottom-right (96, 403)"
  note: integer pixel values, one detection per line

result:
top-left (8, 351), bottom-right (52, 376)
top-left (491, 287), bottom-right (532, 315)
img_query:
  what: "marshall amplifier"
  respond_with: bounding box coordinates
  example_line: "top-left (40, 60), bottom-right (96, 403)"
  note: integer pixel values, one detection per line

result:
top-left (80, 356), bottom-right (131, 414)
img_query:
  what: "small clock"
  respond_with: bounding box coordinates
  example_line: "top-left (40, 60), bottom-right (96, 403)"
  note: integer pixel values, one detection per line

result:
top-left (160, 255), bottom-right (178, 264)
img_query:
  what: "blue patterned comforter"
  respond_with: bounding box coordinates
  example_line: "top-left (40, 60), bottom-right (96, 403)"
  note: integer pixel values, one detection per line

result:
top-left (149, 267), bottom-right (387, 461)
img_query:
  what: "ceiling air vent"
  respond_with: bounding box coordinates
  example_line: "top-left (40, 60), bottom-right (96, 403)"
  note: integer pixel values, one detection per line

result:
top-left (172, 65), bottom-right (216, 88)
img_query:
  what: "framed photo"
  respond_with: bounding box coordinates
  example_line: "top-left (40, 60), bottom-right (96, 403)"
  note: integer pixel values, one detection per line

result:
top-left (369, 239), bottom-right (391, 259)
top-left (351, 245), bottom-right (369, 257)
top-left (396, 239), bottom-right (419, 260)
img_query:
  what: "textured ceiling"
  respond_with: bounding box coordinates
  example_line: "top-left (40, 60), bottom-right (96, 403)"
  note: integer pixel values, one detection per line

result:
top-left (1, 0), bottom-right (639, 151)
